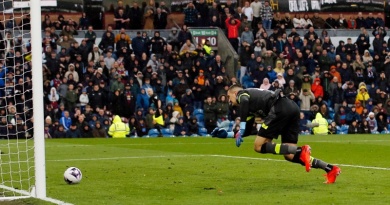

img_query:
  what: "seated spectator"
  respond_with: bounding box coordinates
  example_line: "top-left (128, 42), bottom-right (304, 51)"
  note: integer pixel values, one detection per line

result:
top-left (136, 118), bottom-right (148, 137)
top-left (360, 119), bottom-right (371, 134)
top-left (53, 124), bottom-right (66, 138)
top-left (187, 116), bottom-right (199, 136)
top-left (376, 112), bottom-right (388, 133)
top-left (328, 121), bottom-right (337, 134)
top-left (92, 121), bottom-right (106, 138)
top-left (60, 111), bottom-right (72, 131)
top-left (366, 112), bottom-right (378, 133)
top-left (174, 117), bottom-right (188, 137)
top-left (299, 112), bottom-right (310, 134)
top-left (346, 106), bottom-right (361, 124)
top-left (179, 39), bottom-right (197, 56)
top-left (108, 115), bottom-right (130, 138)
top-left (259, 78), bottom-right (271, 90)
top-left (66, 123), bottom-right (82, 138)
top-left (348, 120), bottom-right (361, 134)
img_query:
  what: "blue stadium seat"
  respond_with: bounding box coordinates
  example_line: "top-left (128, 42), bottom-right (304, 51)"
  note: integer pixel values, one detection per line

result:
top-left (161, 128), bottom-right (173, 137)
top-left (381, 130), bottom-right (390, 134)
top-left (242, 75), bottom-right (252, 84)
top-left (198, 127), bottom-right (208, 136)
top-left (372, 131), bottom-right (380, 134)
top-left (328, 107), bottom-right (334, 113)
top-left (341, 125), bottom-right (349, 133)
top-left (327, 119), bottom-right (333, 124)
top-left (193, 109), bottom-right (203, 116)
top-left (195, 114), bottom-right (204, 123)
top-left (197, 121), bottom-right (205, 128)
top-left (329, 112), bottom-right (335, 120)
top-left (148, 129), bottom-right (160, 137)
top-left (243, 81), bottom-right (255, 88)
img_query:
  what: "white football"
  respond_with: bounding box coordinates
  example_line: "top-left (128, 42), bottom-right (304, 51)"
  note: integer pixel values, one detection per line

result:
top-left (64, 167), bottom-right (82, 184)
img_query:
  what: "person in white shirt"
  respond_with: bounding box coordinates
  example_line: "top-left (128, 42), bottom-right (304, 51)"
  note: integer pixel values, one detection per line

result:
top-left (250, 0), bottom-right (262, 29)
top-left (293, 14), bottom-right (304, 29)
top-left (242, 1), bottom-right (253, 22)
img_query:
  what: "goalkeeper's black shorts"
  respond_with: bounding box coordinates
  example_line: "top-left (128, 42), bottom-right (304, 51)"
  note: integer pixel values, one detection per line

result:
top-left (257, 97), bottom-right (300, 144)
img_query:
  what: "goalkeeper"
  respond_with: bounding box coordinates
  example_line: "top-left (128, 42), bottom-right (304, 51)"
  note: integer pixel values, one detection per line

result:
top-left (211, 85), bottom-right (341, 184)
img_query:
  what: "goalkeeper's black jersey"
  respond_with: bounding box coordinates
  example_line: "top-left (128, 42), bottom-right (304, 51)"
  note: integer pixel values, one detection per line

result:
top-left (236, 88), bottom-right (279, 122)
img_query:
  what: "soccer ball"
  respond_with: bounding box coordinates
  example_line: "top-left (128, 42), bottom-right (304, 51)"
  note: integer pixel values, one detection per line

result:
top-left (64, 167), bottom-right (82, 184)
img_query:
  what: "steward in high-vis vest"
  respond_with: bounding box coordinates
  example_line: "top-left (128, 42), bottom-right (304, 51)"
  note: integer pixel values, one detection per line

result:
top-left (108, 115), bottom-right (130, 138)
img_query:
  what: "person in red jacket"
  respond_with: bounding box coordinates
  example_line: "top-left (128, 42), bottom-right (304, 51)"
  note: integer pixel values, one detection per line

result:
top-left (311, 78), bottom-right (324, 99)
top-left (225, 14), bottom-right (241, 52)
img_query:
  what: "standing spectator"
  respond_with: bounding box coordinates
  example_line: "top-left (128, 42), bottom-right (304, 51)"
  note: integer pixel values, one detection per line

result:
top-left (84, 26), bottom-right (96, 53)
top-left (129, 2), bottom-right (143, 29)
top-left (153, 8), bottom-right (167, 29)
top-left (89, 84), bottom-right (106, 110)
top-left (114, 8), bottom-right (130, 29)
top-left (311, 13), bottom-right (325, 29)
top-left (79, 12), bottom-right (90, 30)
top-left (225, 15), bottom-right (241, 52)
top-left (311, 78), bottom-right (324, 99)
top-left (242, 1), bottom-right (253, 24)
top-left (167, 27), bottom-right (180, 52)
top-left (79, 88), bottom-right (89, 111)
top-left (150, 31), bottom-right (166, 58)
top-left (108, 115), bottom-right (130, 138)
top-left (183, 3), bottom-right (198, 27)
top-left (178, 25), bottom-right (193, 47)
top-left (195, 0), bottom-right (209, 27)
top-left (260, 1), bottom-right (273, 30)
top-left (143, 7), bottom-right (155, 29)
top-left (204, 96), bottom-right (216, 133)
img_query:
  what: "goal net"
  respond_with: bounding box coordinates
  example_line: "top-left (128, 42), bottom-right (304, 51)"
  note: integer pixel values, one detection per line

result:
top-left (0, 0), bottom-right (46, 200)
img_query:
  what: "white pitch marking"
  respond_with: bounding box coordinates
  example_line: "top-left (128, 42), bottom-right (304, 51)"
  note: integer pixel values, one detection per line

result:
top-left (47, 154), bottom-right (390, 171)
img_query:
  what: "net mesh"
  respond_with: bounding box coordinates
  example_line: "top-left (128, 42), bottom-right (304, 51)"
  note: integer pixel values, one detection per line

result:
top-left (0, 0), bottom-right (35, 198)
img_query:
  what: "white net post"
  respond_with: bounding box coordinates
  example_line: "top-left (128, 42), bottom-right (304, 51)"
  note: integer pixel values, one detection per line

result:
top-left (30, 0), bottom-right (46, 199)
top-left (0, 0), bottom-right (46, 200)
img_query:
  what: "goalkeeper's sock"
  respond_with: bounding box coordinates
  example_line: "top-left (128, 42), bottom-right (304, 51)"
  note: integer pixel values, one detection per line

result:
top-left (310, 157), bottom-right (334, 173)
top-left (260, 143), bottom-right (298, 154)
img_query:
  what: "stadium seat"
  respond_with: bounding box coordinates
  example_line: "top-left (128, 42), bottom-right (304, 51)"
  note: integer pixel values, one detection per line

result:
top-left (193, 109), bottom-right (203, 116)
top-left (243, 81), bottom-right (255, 88)
top-left (148, 129), bottom-right (160, 138)
top-left (197, 121), bottom-right (205, 128)
top-left (198, 127), bottom-right (208, 136)
top-left (241, 75), bottom-right (252, 84)
top-left (329, 112), bottom-right (335, 120)
top-left (381, 130), bottom-right (390, 134)
top-left (327, 119), bottom-right (333, 124)
top-left (195, 114), bottom-right (204, 123)
top-left (161, 128), bottom-right (173, 137)
top-left (372, 131), bottom-right (380, 134)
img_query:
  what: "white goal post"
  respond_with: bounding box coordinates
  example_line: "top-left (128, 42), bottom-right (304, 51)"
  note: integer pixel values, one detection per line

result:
top-left (0, 0), bottom-right (48, 201)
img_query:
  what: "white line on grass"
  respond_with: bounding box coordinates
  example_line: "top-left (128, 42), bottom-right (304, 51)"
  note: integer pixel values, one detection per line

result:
top-left (47, 154), bottom-right (390, 171)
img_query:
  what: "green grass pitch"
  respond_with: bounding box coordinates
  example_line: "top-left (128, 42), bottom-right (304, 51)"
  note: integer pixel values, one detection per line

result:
top-left (2, 134), bottom-right (390, 205)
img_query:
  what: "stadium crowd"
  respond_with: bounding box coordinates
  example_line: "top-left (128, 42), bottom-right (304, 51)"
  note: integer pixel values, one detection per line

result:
top-left (0, 0), bottom-right (390, 138)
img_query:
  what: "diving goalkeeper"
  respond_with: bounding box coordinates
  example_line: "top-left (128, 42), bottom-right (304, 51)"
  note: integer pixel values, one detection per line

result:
top-left (211, 85), bottom-right (341, 184)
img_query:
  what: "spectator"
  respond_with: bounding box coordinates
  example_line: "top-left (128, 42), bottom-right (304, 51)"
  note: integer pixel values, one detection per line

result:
top-left (360, 119), bottom-right (371, 134)
top-left (65, 84), bottom-right (77, 111)
top-left (328, 121), bottom-right (337, 134)
top-left (348, 120), bottom-right (360, 134)
top-left (92, 121), bottom-right (106, 138)
top-left (108, 115), bottom-right (130, 138)
top-left (376, 112), bottom-right (388, 133)
top-left (174, 117), bottom-right (188, 136)
top-left (60, 111), bottom-right (72, 131)
top-left (183, 2), bottom-right (198, 27)
top-left (167, 27), bottom-right (180, 52)
top-left (299, 112), bottom-right (310, 134)
top-left (154, 8), bottom-right (168, 29)
top-left (311, 13), bottom-right (325, 29)
top-left (312, 112), bottom-right (328, 135)
top-left (225, 15), bottom-right (241, 52)
top-left (114, 8), bottom-right (130, 29)
top-left (195, 0), bottom-right (210, 27)
top-left (366, 112), bottom-right (378, 133)
top-left (187, 116), bottom-right (199, 136)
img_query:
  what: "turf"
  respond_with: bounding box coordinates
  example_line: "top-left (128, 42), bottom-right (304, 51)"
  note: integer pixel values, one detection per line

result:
top-left (1, 134), bottom-right (390, 205)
